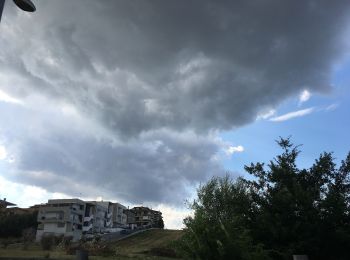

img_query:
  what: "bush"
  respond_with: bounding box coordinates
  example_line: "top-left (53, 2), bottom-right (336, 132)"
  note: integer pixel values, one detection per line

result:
top-left (22, 227), bottom-right (36, 242)
top-left (1, 239), bottom-right (10, 249)
top-left (65, 240), bottom-right (115, 257)
top-left (56, 235), bottom-right (73, 251)
top-left (1, 237), bottom-right (22, 249)
top-left (66, 241), bottom-right (115, 257)
top-left (65, 244), bottom-right (80, 255)
top-left (149, 247), bottom-right (177, 258)
top-left (41, 235), bottom-right (53, 250)
top-left (0, 211), bottom-right (38, 238)
top-left (40, 234), bottom-right (62, 251)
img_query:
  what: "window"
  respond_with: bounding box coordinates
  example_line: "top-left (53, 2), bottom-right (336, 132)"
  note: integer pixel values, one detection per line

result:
top-left (57, 223), bottom-right (65, 228)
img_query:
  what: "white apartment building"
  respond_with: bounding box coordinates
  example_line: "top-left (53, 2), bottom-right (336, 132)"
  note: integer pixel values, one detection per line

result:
top-left (36, 199), bottom-right (86, 241)
top-left (111, 202), bottom-right (127, 228)
top-left (36, 199), bottom-right (128, 241)
top-left (83, 201), bottom-right (109, 234)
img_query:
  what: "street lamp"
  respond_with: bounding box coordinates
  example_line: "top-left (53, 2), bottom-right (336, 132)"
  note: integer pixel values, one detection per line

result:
top-left (0, 0), bottom-right (36, 22)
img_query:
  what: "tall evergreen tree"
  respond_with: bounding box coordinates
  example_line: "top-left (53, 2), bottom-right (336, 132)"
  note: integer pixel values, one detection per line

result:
top-left (177, 138), bottom-right (350, 260)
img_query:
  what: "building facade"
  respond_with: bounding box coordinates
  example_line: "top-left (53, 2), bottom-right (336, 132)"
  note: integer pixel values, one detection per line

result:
top-left (131, 206), bottom-right (163, 228)
top-left (111, 202), bottom-right (127, 228)
top-left (36, 199), bottom-right (163, 241)
top-left (36, 199), bottom-right (86, 241)
top-left (83, 201), bottom-right (109, 234)
top-left (36, 199), bottom-right (133, 240)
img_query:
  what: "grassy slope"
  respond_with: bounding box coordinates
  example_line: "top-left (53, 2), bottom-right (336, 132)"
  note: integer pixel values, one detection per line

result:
top-left (113, 229), bottom-right (183, 258)
top-left (0, 242), bottom-right (74, 259)
top-left (0, 229), bottom-right (183, 259)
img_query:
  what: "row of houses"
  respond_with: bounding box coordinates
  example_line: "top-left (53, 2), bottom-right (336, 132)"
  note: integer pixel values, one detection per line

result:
top-left (35, 199), bottom-right (163, 241)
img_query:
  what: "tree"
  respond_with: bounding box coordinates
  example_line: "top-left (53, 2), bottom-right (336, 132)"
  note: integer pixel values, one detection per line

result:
top-left (177, 138), bottom-right (350, 260)
top-left (0, 211), bottom-right (38, 238)
top-left (177, 176), bottom-right (270, 259)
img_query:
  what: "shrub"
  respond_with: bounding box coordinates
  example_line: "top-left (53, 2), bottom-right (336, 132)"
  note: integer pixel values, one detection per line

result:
top-left (40, 234), bottom-right (65, 250)
top-left (65, 244), bottom-right (80, 255)
top-left (149, 247), bottom-right (178, 258)
top-left (0, 211), bottom-right (38, 238)
top-left (56, 235), bottom-right (73, 251)
top-left (84, 241), bottom-right (115, 257)
top-left (41, 235), bottom-right (55, 251)
top-left (62, 236), bottom-right (73, 249)
top-left (65, 240), bottom-right (115, 257)
top-left (1, 239), bottom-right (10, 249)
top-left (22, 227), bottom-right (36, 242)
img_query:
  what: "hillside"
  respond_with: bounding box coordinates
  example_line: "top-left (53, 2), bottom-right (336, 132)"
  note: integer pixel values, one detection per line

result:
top-left (113, 229), bottom-right (183, 258)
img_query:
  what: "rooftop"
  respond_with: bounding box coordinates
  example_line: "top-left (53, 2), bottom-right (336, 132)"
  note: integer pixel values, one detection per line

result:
top-left (0, 198), bottom-right (16, 208)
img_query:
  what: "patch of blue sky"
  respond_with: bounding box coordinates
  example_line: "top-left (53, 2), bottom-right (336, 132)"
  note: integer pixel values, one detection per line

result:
top-left (220, 59), bottom-right (350, 177)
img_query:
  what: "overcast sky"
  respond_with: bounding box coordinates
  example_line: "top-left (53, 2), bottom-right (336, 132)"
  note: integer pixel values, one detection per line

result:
top-left (1, 0), bottom-right (350, 228)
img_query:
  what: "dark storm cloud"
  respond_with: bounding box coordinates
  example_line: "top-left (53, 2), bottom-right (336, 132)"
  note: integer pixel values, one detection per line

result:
top-left (1, 104), bottom-right (222, 204)
top-left (1, 0), bottom-right (350, 204)
top-left (1, 0), bottom-right (349, 136)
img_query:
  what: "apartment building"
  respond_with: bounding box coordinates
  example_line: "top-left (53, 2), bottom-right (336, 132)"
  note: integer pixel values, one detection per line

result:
top-left (151, 210), bottom-right (163, 227)
top-left (36, 199), bottom-right (163, 241)
top-left (111, 202), bottom-right (127, 228)
top-left (131, 206), bottom-right (163, 228)
top-left (36, 199), bottom-right (132, 240)
top-left (83, 201), bottom-right (109, 234)
top-left (36, 199), bottom-right (86, 241)
top-left (124, 208), bottom-right (137, 229)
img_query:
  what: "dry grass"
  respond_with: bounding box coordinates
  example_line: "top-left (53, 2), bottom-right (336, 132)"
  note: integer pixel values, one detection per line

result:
top-left (0, 229), bottom-right (183, 259)
top-left (0, 242), bottom-right (73, 259)
top-left (113, 229), bottom-right (183, 258)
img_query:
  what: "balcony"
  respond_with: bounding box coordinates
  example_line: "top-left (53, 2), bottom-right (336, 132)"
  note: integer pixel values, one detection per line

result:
top-left (106, 220), bottom-right (112, 227)
top-left (83, 223), bottom-right (93, 232)
top-left (70, 214), bottom-right (83, 224)
top-left (84, 215), bottom-right (94, 222)
top-left (39, 215), bottom-right (65, 223)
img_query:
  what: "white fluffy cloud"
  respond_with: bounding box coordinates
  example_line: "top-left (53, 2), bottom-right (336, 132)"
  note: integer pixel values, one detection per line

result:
top-left (0, 176), bottom-right (69, 208)
top-left (0, 89), bottom-right (23, 105)
top-left (0, 145), bottom-right (7, 160)
top-left (299, 90), bottom-right (311, 105)
top-left (270, 107), bottom-right (315, 122)
top-left (225, 145), bottom-right (245, 156)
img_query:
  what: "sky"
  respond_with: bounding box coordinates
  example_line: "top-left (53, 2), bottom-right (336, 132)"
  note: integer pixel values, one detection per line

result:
top-left (0, 0), bottom-right (350, 229)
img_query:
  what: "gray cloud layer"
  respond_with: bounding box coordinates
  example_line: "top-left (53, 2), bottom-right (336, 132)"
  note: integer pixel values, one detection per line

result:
top-left (1, 102), bottom-right (222, 204)
top-left (0, 0), bottom-right (349, 204)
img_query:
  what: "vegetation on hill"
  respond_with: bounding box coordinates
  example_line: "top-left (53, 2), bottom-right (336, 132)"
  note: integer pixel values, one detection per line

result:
top-left (0, 211), bottom-right (38, 238)
top-left (114, 229), bottom-right (183, 258)
top-left (176, 138), bottom-right (350, 260)
top-left (0, 229), bottom-right (183, 259)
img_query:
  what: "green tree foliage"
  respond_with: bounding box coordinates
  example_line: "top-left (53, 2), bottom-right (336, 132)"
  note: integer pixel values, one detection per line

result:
top-left (0, 211), bottom-right (38, 238)
top-left (177, 138), bottom-right (350, 260)
top-left (177, 176), bottom-right (270, 259)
